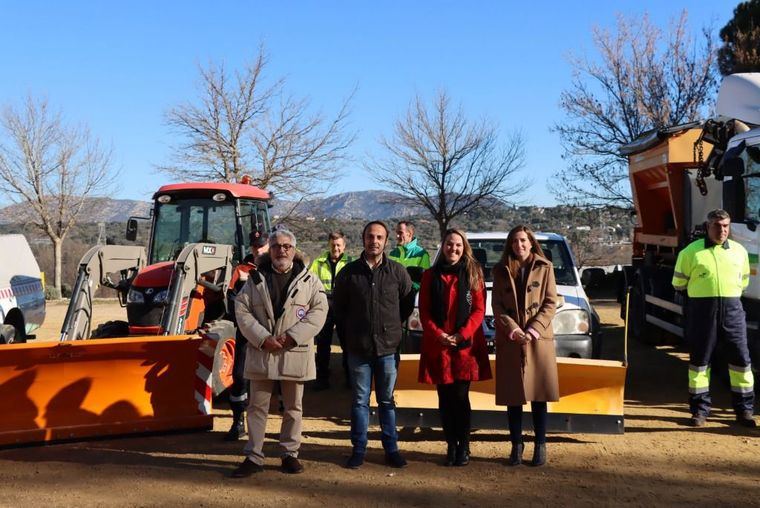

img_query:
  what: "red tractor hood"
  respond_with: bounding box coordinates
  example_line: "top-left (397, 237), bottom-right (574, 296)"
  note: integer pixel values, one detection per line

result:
top-left (132, 262), bottom-right (175, 288)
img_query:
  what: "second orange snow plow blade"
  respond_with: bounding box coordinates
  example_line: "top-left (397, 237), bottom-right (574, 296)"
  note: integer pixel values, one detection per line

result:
top-left (391, 355), bottom-right (627, 434)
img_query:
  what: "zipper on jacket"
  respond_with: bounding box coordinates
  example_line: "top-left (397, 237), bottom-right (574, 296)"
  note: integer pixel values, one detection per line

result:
top-left (369, 267), bottom-right (377, 354)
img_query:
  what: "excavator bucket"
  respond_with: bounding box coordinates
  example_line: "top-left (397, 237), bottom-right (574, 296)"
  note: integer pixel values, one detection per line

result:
top-left (0, 334), bottom-right (216, 447)
top-left (391, 355), bottom-right (627, 434)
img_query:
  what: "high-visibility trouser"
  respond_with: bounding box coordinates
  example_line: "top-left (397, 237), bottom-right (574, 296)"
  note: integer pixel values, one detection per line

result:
top-left (686, 297), bottom-right (755, 416)
top-left (229, 331), bottom-right (249, 414)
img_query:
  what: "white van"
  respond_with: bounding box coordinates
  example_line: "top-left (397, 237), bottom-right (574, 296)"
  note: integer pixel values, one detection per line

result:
top-left (0, 234), bottom-right (46, 343)
top-left (404, 232), bottom-right (601, 358)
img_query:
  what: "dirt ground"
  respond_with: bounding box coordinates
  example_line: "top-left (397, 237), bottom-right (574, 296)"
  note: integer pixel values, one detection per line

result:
top-left (1, 299), bottom-right (758, 507)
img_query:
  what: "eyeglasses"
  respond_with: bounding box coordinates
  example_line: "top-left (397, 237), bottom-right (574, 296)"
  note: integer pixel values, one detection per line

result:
top-left (272, 243), bottom-right (294, 251)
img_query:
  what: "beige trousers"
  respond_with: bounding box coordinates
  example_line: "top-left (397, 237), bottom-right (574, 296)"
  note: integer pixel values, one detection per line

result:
top-left (244, 379), bottom-right (304, 465)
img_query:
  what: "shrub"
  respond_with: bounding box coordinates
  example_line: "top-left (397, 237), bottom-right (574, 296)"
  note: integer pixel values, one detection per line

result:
top-left (45, 286), bottom-right (62, 300)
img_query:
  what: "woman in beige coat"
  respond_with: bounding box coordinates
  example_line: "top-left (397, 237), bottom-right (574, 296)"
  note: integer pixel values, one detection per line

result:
top-left (492, 225), bottom-right (558, 467)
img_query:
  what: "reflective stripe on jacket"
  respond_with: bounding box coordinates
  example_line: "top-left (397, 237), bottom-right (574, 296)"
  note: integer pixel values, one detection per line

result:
top-left (672, 238), bottom-right (750, 298)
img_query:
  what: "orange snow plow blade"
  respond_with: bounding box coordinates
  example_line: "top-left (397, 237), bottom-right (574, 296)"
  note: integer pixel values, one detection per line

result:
top-left (0, 335), bottom-right (215, 447)
top-left (392, 355), bottom-right (627, 434)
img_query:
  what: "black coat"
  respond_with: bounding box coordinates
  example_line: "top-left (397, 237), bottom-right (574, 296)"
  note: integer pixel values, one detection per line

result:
top-left (333, 254), bottom-right (415, 359)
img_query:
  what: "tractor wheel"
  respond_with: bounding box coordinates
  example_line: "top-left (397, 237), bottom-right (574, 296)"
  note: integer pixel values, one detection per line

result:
top-left (0, 324), bottom-right (17, 344)
top-left (201, 319), bottom-right (237, 397)
top-left (213, 336), bottom-right (237, 397)
top-left (90, 320), bottom-right (130, 339)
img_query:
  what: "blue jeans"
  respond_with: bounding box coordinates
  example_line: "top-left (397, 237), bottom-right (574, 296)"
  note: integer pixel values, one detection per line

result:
top-left (348, 352), bottom-right (399, 454)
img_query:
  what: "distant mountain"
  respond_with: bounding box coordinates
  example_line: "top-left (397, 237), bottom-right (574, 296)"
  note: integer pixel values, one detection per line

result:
top-left (270, 190), bottom-right (426, 219)
top-left (0, 190), bottom-right (431, 224)
top-left (0, 198), bottom-right (151, 224)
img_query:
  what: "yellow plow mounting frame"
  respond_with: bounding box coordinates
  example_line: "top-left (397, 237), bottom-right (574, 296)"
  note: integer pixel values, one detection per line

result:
top-left (0, 335), bottom-right (216, 447)
top-left (390, 355), bottom-right (627, 434)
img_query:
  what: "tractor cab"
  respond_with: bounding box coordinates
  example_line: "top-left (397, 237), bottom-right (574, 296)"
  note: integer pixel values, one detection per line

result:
top-left (125, 181), bottom-right (271, 335)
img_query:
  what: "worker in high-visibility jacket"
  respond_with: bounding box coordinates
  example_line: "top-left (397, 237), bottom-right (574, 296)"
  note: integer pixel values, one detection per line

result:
top-left (672, 209), bottom-right (756, 428)
top-left (308, 231), bottom-right (353, 390)
top-left (389, 220), bottom-right (431, 291)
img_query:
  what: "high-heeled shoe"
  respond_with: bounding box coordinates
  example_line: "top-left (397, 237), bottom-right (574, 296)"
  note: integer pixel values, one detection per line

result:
top-left (444, 442), bottom-right (456, 467)
top-left (530, 443), bottom-right (546, 467)
top-left (507, 442), bottom-right (524, 466)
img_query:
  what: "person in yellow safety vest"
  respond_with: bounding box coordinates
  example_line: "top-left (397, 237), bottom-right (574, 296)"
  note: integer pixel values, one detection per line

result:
top-left (672, 209), bottom-right (756, 428)
top-left (389, 221), bottom-right (431, 291)
top-left (309, 231), bottom-right (353, 390)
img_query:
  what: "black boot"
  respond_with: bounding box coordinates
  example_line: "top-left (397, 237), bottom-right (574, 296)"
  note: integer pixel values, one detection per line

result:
top-left (507, 442), bottom-right (523, 466)
top-left (224, 410), bottom-right (246, 441)
top-left (530, 443), bottom-right (546, 467)
top-left (454, 440), bottom-right (470, 466)
top-left (736, 410), bottom-right (757, 428)
top-left (444, 442), bottom-right (456, 467)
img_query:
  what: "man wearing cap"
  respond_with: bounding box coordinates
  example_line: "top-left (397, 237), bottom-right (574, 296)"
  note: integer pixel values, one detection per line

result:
top-left (223, 231), bottom-right (269, 440)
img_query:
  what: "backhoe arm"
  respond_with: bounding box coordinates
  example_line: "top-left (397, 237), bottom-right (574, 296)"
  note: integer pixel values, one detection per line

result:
top-left (160, 243), bottom-right (234, 336)
top-left (59, 245), bottom-right (147, 341)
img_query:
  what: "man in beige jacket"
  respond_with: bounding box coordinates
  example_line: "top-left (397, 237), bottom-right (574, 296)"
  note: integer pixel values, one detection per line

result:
top-left (231, 229), bottom-right (328, 477)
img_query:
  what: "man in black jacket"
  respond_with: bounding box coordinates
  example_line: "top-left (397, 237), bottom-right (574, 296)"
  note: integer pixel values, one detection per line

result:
top-left (333, 221), bottom-right (415, 470)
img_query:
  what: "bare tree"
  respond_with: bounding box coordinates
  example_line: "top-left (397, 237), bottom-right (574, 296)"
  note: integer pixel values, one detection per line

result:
top-left (0, 96), bottom-right (114, 292)
top-left (369, 91), bottom-right (527, 240)
top-left (567, 230), bottom-right (602, 268)
top-left (551, 11), bottom-right (717, 207)
top-left (162, 48), bottom-right (354, 201)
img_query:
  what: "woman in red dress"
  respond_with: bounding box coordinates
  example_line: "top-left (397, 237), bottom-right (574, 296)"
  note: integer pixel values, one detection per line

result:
top-left (418, 228), bottom-right (492, 466)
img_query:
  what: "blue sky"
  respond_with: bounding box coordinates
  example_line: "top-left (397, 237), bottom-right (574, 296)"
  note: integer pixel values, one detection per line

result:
top-left (0, 1), bottom-right (740, 206)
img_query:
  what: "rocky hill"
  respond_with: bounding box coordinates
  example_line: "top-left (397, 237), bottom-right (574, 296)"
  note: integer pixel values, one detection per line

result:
top-left (0, 198), bottom-right (151, 224)
top-left (0, 190), bottom-right (427, 224)
top-left (270, 190), bottom-right (426, 219)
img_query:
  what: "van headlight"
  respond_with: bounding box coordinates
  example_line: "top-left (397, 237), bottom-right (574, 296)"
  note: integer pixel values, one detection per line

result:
top-left (552, 309), bottom-right (590, 335)
top-left (407, 308), bottom-right (423, 331)
top-left (126, 288), bottom-right (144, 304)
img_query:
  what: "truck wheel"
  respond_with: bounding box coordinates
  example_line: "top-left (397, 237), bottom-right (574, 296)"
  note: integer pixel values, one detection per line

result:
top-left (0, 324), bottom-right (16, 344)
top-left (90, 320), bottom-right (130, 339)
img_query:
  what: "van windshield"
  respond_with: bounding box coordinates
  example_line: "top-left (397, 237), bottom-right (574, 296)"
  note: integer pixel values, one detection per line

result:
top-left (467, 239), bottom-right (578, 286)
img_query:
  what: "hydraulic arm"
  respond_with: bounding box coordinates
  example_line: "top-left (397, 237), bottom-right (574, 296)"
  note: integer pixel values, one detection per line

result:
top-left (160, 243), bottom-right (234, 336)
top-left (59, 245), bottom-right (147, 341)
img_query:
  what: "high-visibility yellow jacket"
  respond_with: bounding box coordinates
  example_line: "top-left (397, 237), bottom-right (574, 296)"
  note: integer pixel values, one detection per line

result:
top-left (308, 251), bottom-right (352, 294)
top-left (672, 238), bottom-right (750, 298)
